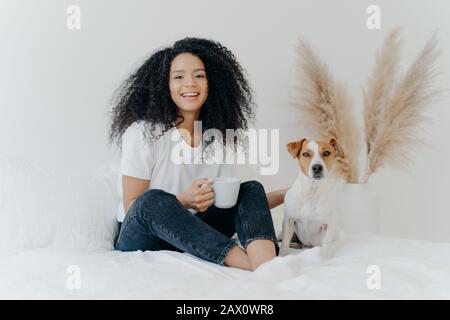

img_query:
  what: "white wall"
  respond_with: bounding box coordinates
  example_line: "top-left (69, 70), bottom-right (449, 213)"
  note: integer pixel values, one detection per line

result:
top-left (1, 0), bottom-right (449, 242)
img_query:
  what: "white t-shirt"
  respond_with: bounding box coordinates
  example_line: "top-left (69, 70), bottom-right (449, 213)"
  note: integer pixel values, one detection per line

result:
top-left (117, 120), bottom-right (237, 222)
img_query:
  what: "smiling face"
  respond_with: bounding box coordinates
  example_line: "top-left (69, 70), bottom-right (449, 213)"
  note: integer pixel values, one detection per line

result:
top-left (169, 53), bottom-right (208, 116)
top-left (287, 139), bottom-right (343, 180)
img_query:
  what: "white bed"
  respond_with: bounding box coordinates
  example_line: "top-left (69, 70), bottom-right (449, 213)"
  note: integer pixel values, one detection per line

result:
top-left (2, 234), bottom-right (450, 299)
top-left (1, 155), bottom-right (449, 299)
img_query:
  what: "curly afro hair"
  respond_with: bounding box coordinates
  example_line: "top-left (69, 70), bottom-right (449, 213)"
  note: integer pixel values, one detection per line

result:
top-left (108, 37), bottom-right (255, 151)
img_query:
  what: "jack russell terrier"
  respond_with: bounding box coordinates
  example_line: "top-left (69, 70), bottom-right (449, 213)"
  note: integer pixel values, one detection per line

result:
top-left (280, 138), bottom-right (344, 258)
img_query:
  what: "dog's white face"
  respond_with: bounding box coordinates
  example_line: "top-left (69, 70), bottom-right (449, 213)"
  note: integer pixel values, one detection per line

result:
top-left (287, 138), bottom-right (343, 180)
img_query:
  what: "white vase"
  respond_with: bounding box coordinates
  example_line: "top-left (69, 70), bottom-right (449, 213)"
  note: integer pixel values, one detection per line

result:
top-left (336, 183), bottom-right (380, 235)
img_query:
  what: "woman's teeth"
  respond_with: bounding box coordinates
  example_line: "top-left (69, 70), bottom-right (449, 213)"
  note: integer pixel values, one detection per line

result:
top-left (181, 93), bottom-right (200, 100)
top-left (181, 93), bottom-right (199, 97)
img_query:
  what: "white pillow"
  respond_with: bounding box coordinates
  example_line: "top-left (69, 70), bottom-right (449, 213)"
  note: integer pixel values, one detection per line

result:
top-left (0, 154), bottom-right (120, 253)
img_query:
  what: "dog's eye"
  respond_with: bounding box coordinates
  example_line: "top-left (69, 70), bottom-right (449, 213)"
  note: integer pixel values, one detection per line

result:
top-left (323, 151), bottom-right (331, 157)
top-left (302, 152), bottom-right (310, 157)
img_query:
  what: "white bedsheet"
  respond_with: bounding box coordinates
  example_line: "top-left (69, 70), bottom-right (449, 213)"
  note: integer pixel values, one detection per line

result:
top-left (1, 233), bottom-right (449, 299)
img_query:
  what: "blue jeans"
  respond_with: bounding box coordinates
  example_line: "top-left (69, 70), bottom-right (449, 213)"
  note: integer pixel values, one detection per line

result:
top-left (114, 180), bottom-right (279, 266)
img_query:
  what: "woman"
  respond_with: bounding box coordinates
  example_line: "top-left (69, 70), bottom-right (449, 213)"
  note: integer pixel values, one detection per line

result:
top-left (109, 38), bottom-right (287, 271)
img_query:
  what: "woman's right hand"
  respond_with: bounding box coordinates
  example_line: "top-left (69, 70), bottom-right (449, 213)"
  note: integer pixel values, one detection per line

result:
top-left (176, 178), bottom-right (215, 212)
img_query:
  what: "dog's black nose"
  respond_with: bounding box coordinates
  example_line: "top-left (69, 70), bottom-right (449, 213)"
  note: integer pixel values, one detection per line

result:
top-left (312, 164), bottom-right (323, 174)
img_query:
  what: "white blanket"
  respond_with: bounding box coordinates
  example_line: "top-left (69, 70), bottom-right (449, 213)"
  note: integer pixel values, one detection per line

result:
top-left (1, 233), bottom-right (449, 299)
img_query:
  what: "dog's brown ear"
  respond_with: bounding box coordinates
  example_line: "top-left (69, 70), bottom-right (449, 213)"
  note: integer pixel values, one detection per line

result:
top-left (329, 138), bottom-right (344, 158)
top-left (287, 139), bottom-right (306, 159)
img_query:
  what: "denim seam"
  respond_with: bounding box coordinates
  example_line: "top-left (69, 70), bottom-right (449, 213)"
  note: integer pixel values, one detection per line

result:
top-left (243, 236), bottom-right (279, 254)
top-left (115, 215), bottom-right (139, 247)
top-left (217, 239), bottom-right (238, 266)
top-left (117, 194), bottom-right (145, 233)
top-left (237, 203), bottom-right (251, 243)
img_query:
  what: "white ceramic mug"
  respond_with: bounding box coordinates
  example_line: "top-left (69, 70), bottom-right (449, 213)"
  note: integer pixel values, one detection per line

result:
top-left (212, 177), bottom-right (241, 209)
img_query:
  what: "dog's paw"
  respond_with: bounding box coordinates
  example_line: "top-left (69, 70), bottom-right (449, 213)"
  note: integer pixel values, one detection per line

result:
top-left (289, 242), bottom-right (303, 249)
top-left (320, 244), bottom-right (336, 262)
top-left (279, 246), bottom-right (291, 256)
